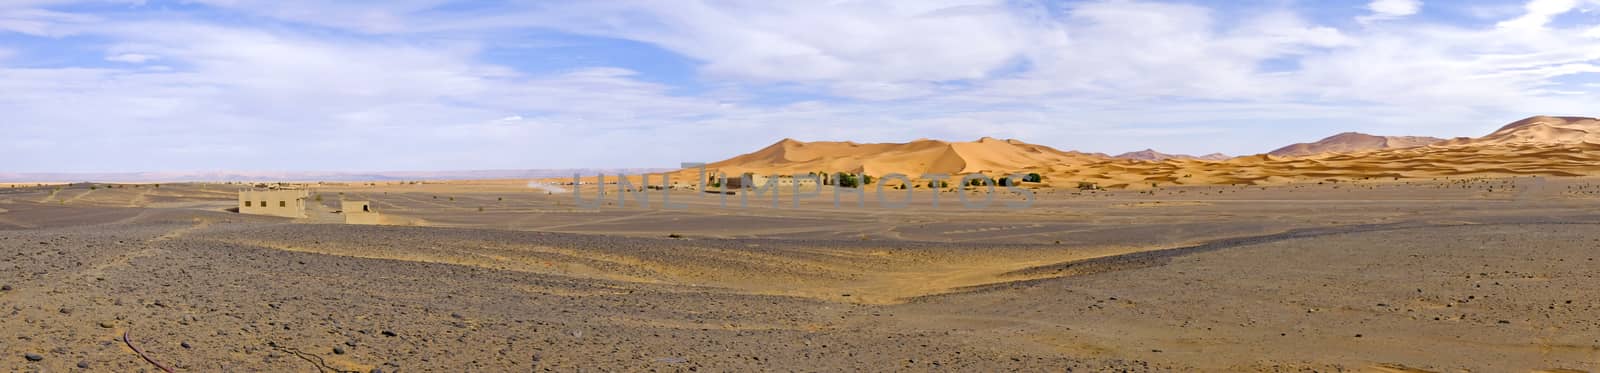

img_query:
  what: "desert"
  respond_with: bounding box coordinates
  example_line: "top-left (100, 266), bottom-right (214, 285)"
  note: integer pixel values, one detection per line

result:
top-left (7, 1), bottom-right (1600, 371)
top-left (3, 116), bottom-right (1600, 372)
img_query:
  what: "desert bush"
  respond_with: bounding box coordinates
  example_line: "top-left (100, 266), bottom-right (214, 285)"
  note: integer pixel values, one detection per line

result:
top-left (835, 173), bottom-right (860, 188)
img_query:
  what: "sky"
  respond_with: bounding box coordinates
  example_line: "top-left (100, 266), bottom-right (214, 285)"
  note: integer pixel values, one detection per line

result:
top-left (2, 0), bottom-right (1599, 172)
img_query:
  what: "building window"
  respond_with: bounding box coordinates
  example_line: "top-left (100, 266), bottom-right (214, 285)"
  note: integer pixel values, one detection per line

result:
top-left (244, 201), bottom-right (252, 207)
top-left (260, 201), bottom-right (267, 207)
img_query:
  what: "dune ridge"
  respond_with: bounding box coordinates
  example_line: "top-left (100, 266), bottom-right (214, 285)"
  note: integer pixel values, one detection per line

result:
top-left (702, 137), bottom-right (1108, 177)
top-left (1269, 132), bottom-right (1447, 158)
top-left (682, 115), bottom-right (1600, 189)
top-left (1113, 149), bottom-right (1231, 161)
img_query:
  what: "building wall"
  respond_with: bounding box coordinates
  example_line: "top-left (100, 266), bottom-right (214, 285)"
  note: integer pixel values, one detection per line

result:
top-left (238, 189), bottom-right (308, 218)
top-left (342, 200), bottom-right (382, 225)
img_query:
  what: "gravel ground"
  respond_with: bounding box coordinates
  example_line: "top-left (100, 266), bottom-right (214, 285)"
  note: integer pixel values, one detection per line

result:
top-left (3, 181), bottom-right (1599, 372)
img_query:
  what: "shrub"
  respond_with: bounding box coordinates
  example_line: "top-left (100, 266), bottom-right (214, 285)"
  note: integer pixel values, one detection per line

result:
top-left (835, 173), bottom-right (860, 188)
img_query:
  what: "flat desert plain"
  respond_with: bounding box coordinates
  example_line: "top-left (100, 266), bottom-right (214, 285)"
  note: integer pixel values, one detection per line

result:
top-left (2, 178), bottom-right (1599, 372)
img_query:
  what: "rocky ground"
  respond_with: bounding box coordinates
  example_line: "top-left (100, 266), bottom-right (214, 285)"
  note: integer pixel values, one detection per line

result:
top-left (2, 181), bottom-right (1598, 372)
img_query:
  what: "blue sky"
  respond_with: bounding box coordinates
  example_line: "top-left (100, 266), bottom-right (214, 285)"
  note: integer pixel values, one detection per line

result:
top-left (2, 0), bottom-right (1598, 172)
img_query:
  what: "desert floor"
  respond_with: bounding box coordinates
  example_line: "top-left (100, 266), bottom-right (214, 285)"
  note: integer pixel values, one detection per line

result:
top-left (1, 177), bottom-right (1598, 372)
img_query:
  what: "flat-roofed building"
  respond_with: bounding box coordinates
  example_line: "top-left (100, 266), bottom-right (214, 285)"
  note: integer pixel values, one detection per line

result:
top-left (238, 189), bottom-right (308, 218)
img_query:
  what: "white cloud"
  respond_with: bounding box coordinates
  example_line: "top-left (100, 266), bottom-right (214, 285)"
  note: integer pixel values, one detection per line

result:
top-left (105, 53), bottom-right (157, 63)
top-left (524, 1), bottom-right (1037, 84)
top-left (1497, 0), bottom-right (1580, 30)
top-left (2, 0), bottom-right (1600, 171)
top-left (1362, 0), bottom-right (1422, 22)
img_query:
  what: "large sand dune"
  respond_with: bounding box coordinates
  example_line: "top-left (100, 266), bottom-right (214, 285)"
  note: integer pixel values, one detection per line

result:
top-left (685, 116), bottom-right (1600, 189)
top-left (1269, 132), bottom-right (1447, 158)
top-left (1113, 149), bottom-right (1231, 161)
top-left (701, 137), bottom-right (1107, 177)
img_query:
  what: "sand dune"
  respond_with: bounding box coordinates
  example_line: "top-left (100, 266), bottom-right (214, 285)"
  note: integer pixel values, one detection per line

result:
top-left (1268, 132), bottom-right (1447, 158)
top-left (700, 137), bottom-right (1106, 177)
top-left (680, 115), bottom-right (1600, 189)
top-left (1113, 149), bottom-right (1231, 161)
top-left (1444, 115), bottom-right (1600, 145)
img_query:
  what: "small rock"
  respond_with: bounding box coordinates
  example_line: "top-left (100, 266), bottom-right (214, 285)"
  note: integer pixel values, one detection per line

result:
top-left (381, 330), bottom-right (397, 337)
top-left (181, 341), bottom-right (192, 349)
top-left (77, 361), bottom-right (90, 369)
top-left (371, 369), bottom-right (384, 373)
top-left (58, 307), bottom-right (72, 315)
top-left (24, 353), bottom-right (43, 362)
top-left (98, 321), bottom-right (115, 329)
top-left (333, 346), bottom-right (346, 355)
top-left (1, 285), bottom-right (12, 291)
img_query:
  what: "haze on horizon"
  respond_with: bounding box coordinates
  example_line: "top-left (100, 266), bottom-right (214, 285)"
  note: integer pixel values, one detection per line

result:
top-left (3, 0), bottom-right (1598, 173)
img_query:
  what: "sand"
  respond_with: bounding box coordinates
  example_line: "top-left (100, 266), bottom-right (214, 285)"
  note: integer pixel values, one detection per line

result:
top-left (1269, 132), bottom-right (1448, 158)
top-left (653, 116), bottom-right (1600, 190)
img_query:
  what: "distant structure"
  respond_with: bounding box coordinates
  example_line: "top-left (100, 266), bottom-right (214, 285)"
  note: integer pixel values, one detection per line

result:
top-left (238, 189), bottom-right (308, 218)
top-left (714, 174), bottom-right (820, 190)
top-left (342, 200), bottom-right (381, 225)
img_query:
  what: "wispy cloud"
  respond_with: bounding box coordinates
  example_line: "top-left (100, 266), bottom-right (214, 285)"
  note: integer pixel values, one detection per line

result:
top-left (0, 0), bottom-right (1597, 172)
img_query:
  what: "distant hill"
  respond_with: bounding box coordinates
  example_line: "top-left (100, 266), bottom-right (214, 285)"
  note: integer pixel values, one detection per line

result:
top-left (1268, 132), bottom-right (1446, 158)
top-left (1114, 149), bottom-right (1230, 162)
